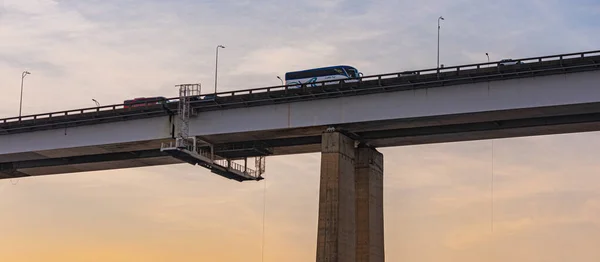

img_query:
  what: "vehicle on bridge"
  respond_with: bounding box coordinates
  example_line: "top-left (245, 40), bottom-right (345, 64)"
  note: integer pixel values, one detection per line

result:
top-left (189, 94), bottom-right (217, 101)
top-left (498, 59), bottom-right (525, 66)
top-left (123, 96), bottom-right (168, 108)
top-left (284, 65), bottom-right (363, 88)
top-left (399, 70), bottom-right (417, 76)
top-left (199, 94), bottom-right (217, 100)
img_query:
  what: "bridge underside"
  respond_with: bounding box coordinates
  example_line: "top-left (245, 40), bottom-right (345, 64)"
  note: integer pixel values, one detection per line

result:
top-left (4, 101), bottom-right (600, 179)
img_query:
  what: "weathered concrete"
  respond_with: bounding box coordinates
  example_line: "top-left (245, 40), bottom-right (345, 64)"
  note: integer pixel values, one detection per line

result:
top-left (5, 69), bottom-right (600, 179)
top-left (316, 133), bottom-right (385, 262)
top-left (4, 70), bottom-right (600, 158)
top-left (317, 132), bottom-right (357, 262)
top-left (355, 147), bottom-right (384, 262)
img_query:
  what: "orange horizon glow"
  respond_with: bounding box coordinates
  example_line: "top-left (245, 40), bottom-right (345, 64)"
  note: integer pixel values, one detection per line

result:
top-left (1, 133), bottom-right (600, 261)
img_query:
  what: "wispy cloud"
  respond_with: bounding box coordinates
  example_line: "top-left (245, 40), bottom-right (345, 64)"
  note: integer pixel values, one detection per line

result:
top-left (1, 0), bottom-right (600, 261)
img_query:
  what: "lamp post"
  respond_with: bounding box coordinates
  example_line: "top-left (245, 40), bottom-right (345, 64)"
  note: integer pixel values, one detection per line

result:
top-left (437, 16), bottom-right (445, 70)
top-left (19, 71), bottom-right (31, 118)
top-left (92, 99), bottom-right (100, 107)
top-left (214, 45), bottom-right (225, 94)
top-left (277, 76), bottom-right (284, 85)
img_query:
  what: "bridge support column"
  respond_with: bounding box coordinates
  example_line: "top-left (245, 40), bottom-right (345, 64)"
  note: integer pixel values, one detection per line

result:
top-left (317, 132), bottom-right (357, 262)
top-left (316, 132), bottom-right (385, 262)
top-left (355, 147), bottom-right (384, 262)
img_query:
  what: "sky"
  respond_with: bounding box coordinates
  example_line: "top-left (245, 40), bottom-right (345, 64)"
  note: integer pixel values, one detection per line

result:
top-left (1, 0), bottom-right (600, 261)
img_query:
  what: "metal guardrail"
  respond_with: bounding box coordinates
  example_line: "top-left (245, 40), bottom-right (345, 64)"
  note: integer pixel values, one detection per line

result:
top-left (160, 141), bottom-right (259, 178)
top-left (190, 61), bottom-right (600, 111)
top-left (1, 50), bottom-right (599, 128)
top-left (0, 100), bottom-right (168, 124)
top-left (187, 49), bottom-right (600, 100)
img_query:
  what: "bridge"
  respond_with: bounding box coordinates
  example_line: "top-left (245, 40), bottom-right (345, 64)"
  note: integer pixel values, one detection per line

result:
top-left (1, 50), bottom-right (600, 262)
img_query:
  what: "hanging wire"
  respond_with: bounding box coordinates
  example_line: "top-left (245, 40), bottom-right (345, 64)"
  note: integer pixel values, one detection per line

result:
top-left (491, 139), bottom-right (494, 233)
top-left (261, 179), bottom-right (267, 262)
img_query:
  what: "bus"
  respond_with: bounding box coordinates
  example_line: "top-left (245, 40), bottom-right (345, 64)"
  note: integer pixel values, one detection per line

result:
top-left (284, 65), bottom-right (363, 88)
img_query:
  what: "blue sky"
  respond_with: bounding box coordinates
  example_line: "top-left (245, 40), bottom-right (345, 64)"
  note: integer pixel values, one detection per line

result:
top-left (1, 0), bottom-right (600, 261)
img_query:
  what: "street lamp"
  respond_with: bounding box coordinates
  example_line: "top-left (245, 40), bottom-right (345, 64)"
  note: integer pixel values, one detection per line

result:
top-left (214, 45), bottom-right (225, 94)
top-left (19, 71), bottom-right (31, 118)
top-left (92, 99), bottom-right (100, 107)
top-left (277, 76), bottom-right (284, 85)
top-left (437, 16), bottom-right (445, 70)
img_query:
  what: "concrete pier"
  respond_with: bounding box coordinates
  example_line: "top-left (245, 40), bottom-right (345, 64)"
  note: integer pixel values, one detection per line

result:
top-left (355, 147), bottom-right (384, 262)
top-left (316, 132), bottom-right (384, 262)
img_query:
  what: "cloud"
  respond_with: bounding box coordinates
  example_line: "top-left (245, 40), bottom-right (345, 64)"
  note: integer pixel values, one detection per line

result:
top-left (2, 0), bottom-right (600, 261)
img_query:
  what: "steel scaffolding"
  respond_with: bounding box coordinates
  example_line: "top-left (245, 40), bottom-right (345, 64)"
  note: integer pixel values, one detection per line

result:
top-left (175, 84), bottom-right (200, 149)
top-left (160, 83), bottom-right (265, 182)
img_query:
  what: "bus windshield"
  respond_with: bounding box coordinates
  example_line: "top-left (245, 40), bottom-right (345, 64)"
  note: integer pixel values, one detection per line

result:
top-left (344, 67), bottom-right (359, 78)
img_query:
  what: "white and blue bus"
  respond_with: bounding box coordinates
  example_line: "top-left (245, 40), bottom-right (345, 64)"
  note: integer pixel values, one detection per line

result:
top-left (284, 65), bottom-right (363, 88)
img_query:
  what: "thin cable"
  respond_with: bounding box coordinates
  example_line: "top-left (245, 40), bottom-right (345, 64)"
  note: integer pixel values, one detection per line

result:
top-left (261, 179), bottom-right (267, 262)
top-left (491, 139), bottom-right (494, 233)
top-left (489, 139), bottom-right (496, 262)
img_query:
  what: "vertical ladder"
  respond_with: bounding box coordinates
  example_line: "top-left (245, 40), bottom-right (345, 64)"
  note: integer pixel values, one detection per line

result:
top-left (175, 84), bottom-right (200, 149)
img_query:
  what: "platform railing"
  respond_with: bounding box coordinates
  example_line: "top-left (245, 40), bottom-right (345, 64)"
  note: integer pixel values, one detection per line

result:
top-left (196, 148), bottom-right (258, 177)
top-left (2, 50), bottom-right (599, 125)
top-left (161, 143), bottom-right (259, 178)
top-left (198, 148), bottom-right (214, 160)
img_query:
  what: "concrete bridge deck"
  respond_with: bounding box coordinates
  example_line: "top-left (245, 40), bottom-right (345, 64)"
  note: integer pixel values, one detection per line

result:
top-left (1, 50), bottom-right (600, 179)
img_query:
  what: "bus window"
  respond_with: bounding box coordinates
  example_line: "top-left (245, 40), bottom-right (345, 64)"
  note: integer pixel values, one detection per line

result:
top-left (286, 68), bottom-right (345, 80)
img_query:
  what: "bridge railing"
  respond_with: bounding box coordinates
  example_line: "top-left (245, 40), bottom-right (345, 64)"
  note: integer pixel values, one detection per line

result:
top-left (201, 49), bottom-right (600, 98)
top-left (0, 100), bottom-right (169, 124)
top-left (182, 49), bottom-right (600, 109)
top-left (1, 49), bottom-right (599, 125)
